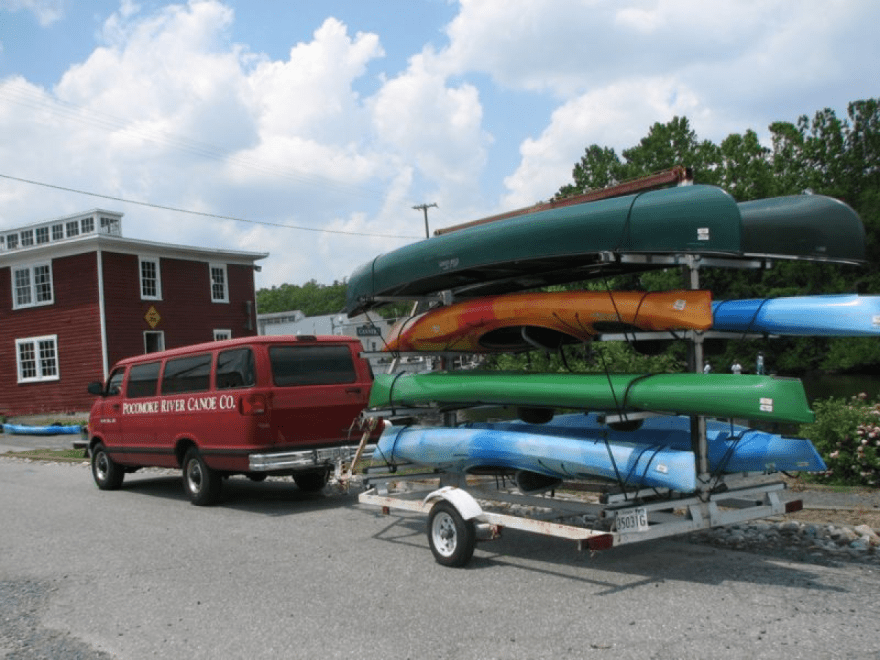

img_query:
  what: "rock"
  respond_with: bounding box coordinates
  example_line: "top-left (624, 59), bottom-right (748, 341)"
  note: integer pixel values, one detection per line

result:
top-left (854, 524), bottom-right (880, 546)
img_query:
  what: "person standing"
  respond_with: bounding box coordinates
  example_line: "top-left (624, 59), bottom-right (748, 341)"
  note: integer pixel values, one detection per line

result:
top-left (756, 352), bottom-right (765, 375)
top-left (731, 360), bottom-right (742, 375)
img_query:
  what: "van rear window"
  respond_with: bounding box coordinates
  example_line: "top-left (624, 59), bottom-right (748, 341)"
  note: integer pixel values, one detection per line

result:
top-left (269, 345), bottom-right (356, 386)
top-left (162, 354), bottom-right (212, 394)
top-left (217, 348), bottom-right (255, 389)
top-left (127, 362), bottom-right (160, 398)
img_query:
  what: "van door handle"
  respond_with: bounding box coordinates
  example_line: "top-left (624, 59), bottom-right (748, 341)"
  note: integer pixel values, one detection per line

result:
top-left (345, 387), bottom-right (362, 394)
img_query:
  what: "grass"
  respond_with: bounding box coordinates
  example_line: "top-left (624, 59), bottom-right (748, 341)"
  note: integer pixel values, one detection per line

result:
top-left (3, 448), bottom-right (88, 462)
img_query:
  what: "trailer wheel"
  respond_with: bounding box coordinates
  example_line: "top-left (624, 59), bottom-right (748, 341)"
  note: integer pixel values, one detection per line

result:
top-left (183, 448), bottom-right (221, 506)
top-left (428, 500), bottom-right (476, 567)
top-left (91, 443), bottom-right (124, 490)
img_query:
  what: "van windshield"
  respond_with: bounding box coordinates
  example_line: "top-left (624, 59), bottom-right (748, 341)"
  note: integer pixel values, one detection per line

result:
top-left (269, 345), bottom-right (357, 386)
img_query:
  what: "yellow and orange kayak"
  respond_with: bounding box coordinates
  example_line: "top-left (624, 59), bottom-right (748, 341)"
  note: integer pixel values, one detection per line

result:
top-left (384, 290), bottom-right (712, 353)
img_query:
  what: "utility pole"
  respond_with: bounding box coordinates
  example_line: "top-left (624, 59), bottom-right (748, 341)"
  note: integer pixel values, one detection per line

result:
top-left (412, 202), bottom-right (437, 238)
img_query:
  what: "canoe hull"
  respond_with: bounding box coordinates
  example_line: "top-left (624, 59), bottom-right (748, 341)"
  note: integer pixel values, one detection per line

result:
top-left (373, 425), bottom-right (698, 492)
top-left (466, 414), bottom-right (826, 474)
top-left (385, 290), bottom-right (713, 353)
top-left (369, 372), bottom-right (815, 424)
top-left (3, 423), bottom-right (82, 436)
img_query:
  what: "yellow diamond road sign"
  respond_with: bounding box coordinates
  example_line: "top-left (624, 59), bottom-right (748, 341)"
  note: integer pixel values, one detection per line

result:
top-left (145, 306), bottom-right (161, 328)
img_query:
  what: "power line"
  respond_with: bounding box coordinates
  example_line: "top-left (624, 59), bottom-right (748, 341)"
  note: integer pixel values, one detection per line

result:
top-left (0, 173), bottom-right (422, 240)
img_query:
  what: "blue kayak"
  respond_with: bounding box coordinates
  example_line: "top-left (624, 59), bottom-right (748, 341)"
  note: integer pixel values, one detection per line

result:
top-left (712, 294), bottom-right (880, 336)
top-left (2, 423), bottom-right (83, 436)
top-left (374, 424), bottom-right (698, 492)
top-left (465, 413), bottom-right (826, 475)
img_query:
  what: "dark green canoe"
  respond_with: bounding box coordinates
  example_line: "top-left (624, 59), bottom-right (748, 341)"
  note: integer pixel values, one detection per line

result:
top-left (346, 186), bottom-right (863, 314)
top-left (369, 371), bottom-right (815, 424)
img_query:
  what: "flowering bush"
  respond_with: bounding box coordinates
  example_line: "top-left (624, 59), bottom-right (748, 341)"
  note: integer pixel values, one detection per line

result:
top-left (799, 393), bottom-right (880, 487)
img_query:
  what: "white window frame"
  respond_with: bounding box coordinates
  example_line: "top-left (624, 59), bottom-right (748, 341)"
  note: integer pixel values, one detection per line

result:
top-left (16, 334), bottom-right (60, 383)
top-left (144, 330), bottom-right (165, 353)
top-left (139, 257), bottom-right (162, 300)
top-left (12, 262), bottom-right (54, 309)
top-left (213, 329), bottom-right (232, 341)
top-left (209, 263), bottom-right (229, 303)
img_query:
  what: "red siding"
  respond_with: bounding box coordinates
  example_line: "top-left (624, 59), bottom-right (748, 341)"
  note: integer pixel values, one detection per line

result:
top-left (0, 253), bottom-right (104, 415)
top-left (0, 249), bottom-right (259, 417)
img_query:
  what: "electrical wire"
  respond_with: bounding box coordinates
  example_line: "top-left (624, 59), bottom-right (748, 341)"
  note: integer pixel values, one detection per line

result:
top-left (0, 173), bottom-right (422, 240)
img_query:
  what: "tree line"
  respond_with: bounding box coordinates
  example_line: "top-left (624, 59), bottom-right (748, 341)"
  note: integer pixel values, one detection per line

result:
top-left (257, 98), bottom-right (880, 376)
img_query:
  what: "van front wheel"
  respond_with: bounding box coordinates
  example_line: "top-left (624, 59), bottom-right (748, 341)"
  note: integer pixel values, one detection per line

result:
top-left (183, 449), bottom-right (221, 506)
top-left (91, 443), bottom-right (124, 490)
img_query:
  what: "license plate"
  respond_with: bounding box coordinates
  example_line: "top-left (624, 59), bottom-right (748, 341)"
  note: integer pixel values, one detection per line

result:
top-left (615, 507), bottom-right (649, 532)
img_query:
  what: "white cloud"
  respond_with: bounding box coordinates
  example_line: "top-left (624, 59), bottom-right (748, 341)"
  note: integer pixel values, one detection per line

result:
top-left (501, 76), bottom-right (705, 208)
top-left (0, 0), bottom-right (64, 26)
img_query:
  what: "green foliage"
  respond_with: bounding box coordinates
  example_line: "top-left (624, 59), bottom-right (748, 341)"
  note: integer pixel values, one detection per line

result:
top-left (484, 340), bottom-right (685, 375)
top-left (799, 395), bottom-right (880, 486)
top-left (256, 279), bottom-right (347, 316)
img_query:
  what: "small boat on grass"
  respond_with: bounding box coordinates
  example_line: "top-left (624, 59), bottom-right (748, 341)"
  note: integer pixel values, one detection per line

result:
top-left (2, 422), bottom-right (83, 436)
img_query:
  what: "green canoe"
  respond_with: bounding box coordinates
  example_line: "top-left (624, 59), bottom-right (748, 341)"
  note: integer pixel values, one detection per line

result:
top-left (346, 186), bottom-right (863, 314)
top-left (369, 371), bottom-right (815, 424)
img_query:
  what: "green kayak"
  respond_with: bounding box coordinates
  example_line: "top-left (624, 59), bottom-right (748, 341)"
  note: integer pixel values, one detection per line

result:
top-left (369, 371), bottom-right (815, 424)
top-left (346, 186), bottom-right (864, 315)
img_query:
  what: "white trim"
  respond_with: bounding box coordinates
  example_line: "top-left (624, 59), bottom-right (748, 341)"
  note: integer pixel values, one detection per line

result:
top-left (209, 263), bottom-right (229, 303)
top-left (15, 334), bottom-right (60, 383)
top-left (97, 249), bottom-right (109, 379)
top-left (11, 261), bottom-right (54, 310)
top-left (139, 256), bottom-right (162, 300)
top-left (213, 329), bottom-right (232, 341)
top-left (144, 330), bottom-right (165, 353)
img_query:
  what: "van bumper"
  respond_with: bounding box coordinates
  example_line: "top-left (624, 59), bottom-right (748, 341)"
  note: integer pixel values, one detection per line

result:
top-left (249, 444), bottom-right (376, 472)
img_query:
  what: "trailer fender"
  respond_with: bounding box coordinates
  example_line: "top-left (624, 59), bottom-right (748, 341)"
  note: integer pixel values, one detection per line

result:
top-left (423, 486), bottom-right (483, 521)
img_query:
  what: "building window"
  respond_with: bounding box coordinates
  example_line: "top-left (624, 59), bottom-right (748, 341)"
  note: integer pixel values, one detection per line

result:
top-left (81, 217), bottom-right (95, 234)
top-left (144, 331), bottom-right (164, 353)
top-left (16, 335), bottom-right (59, 383)
top-left (52, 224), bottom-right (64, 240)
top-left (100, 217), bottom-right (120, 235)
top-left (36, 227), bottom-right (49, 244)
top-left (213, 329), bottom-right (232, 341)
top-left (210, 264), bottom-right (228, 302)
top-left (139, 257), bottom-right (161, 300)
top-left (6, 234), bottom-right (18, 250)
top-left (20, 229), bottom-right (34, 247)
top-left (66, 221), bottom-right (79, 237)
top-left (12, 263), bottom-right (53, 309)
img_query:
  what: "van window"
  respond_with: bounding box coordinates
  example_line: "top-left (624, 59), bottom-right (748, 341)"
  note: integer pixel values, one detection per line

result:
top-left (270, 345), bottom-right (356, 386)
top-left (161, 354), bottom-right (212, 394)
top-left (216, 348), bottom-right (255, 389)
top-left (107, 368), bottom-right (125, 396)
top-left (127, 362), bottom-right (160, 398)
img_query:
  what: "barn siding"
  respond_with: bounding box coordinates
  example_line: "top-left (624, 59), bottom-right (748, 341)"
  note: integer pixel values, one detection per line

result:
top-left (0, 248), bottom-right (260, 417)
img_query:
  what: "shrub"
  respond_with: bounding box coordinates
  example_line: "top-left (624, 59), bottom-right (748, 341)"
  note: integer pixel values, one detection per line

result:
top-left (799, 393), bottom-right (880, 487)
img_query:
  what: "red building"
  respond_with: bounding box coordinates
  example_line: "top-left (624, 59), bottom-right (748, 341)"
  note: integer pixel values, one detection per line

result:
top-left (0, 209), bottom-right (267, 416)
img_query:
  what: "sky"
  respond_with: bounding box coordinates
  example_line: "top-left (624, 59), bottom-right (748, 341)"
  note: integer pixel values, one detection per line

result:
top-left (0, 0), bottom-right (878, 292)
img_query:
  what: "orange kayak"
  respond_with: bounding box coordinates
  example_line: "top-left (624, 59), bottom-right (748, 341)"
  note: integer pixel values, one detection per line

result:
top-left (384, 290), bottom-right (712, 353)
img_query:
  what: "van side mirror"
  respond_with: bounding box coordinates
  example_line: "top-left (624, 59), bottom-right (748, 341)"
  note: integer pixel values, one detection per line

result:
top-left (87, 381), bottom-right (105, 396)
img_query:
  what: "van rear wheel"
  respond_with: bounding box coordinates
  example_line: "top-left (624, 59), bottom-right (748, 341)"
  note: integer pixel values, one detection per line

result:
top-left (183, 449), bottom-right (221, 506)
top-left (91, 443), bottom-right (125, 490)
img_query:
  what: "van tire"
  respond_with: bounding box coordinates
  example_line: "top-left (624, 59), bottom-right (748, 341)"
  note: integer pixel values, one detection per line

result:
top-left (293, 469), bottom-right (329, 492)
top-left (183, 449), bottom-right (221, 506)
top-left (91, 443), bottom-right (125, 490)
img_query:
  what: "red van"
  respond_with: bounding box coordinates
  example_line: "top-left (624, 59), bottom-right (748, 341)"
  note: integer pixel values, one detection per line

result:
top-left (86, 335), bottom-right (380, 505)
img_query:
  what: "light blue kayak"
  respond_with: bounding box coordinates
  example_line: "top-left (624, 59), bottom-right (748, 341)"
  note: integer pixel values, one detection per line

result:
top-left (2, 422), bottom-right (83, 436)
top-left (465, 413), bottom-right (826, 474)
top-left (373, 424), bottom-right (697, 492)
top-left (712, 294), bottom-right (880, 336)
